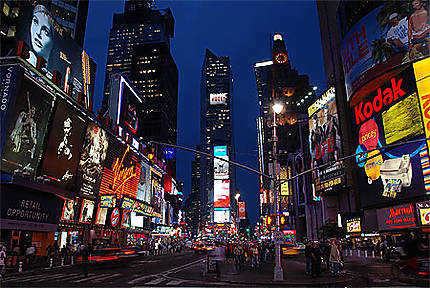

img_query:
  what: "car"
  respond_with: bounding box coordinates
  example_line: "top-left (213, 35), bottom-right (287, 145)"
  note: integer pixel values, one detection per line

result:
top-left (76, 247), bottom-right (138, 265)
top-left (192, 242), bottom-right (207, 254)
top-left (296, 242), bottom-right (305, 252)
top-left (205, 243), bottom-right (215, 252)
top-left (281, 243), bottom-right (299, 257)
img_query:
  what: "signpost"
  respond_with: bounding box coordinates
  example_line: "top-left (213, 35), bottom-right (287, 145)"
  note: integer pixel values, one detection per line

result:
top-left (273, 231), bottom-right (284, 244)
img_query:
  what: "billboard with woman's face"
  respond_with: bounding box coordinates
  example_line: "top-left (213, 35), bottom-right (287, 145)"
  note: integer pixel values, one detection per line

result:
top-left (12, 2), bottom-right (96, 106)
top-left (1, 75), bottom-right (55, 177)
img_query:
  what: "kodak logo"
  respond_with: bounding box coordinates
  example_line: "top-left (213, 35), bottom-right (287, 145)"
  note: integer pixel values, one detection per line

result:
top-left (354, 77), bottom-right (405, 125)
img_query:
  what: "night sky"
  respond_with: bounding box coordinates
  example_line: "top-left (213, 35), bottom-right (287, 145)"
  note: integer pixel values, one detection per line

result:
top-left (84, 1), bottom-right (327, 227)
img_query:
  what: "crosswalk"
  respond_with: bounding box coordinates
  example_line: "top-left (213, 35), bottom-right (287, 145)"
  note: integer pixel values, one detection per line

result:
top-left (1, 272), bottom-right (210, 286)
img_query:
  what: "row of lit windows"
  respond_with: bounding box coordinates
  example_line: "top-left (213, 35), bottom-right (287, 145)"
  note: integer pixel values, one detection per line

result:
top-left (139, 69), bottom-right (156, 74)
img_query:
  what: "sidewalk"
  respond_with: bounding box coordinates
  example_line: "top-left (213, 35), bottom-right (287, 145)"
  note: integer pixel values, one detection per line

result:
top-left (173, 256), bottom-right (352, 286)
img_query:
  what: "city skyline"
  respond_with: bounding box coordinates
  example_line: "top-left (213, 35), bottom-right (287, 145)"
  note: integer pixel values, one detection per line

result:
top-left (84, 1), bottom-right (326, 226)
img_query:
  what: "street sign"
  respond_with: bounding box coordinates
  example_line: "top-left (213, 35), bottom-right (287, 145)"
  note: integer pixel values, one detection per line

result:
top-left (273, 231), bottom-right (284, 244)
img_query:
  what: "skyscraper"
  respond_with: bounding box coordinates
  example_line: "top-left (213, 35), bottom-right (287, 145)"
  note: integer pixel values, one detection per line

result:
top-left (200, 49), bottom-right (236, 224)
top-left (102, 0), bottom-right (178, 169)
top-left (184, 148), bottom-right (202, 236)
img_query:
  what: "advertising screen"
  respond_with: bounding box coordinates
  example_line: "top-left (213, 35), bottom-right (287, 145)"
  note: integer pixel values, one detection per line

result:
top-left (377, 203), bottom-right (417, 230)
top-left (120, 78), bottom-right (142, 135)
top-left (151, 175), bottom-right (163, 213)
top-left (122, 210), bottom-right (131, 228)
top-left (214, 179), bottom-right (230, 208)
top-left (308, 87), bottom-right (345, 195)
top-left (210, 93), bottom-right (227, 105)
top-left (0, 64), bottom-right (24, 154)
top-left (346, 218), bottom-right (361, 233)
top-left (76, 122), bottom-right (109, 197)
top-left (238, 201), bottom-right (246, 219)
top-left (214, 156), bottom-right (229, 179)
top-left (100, 195), bottom-right (116, 208)
top-left (131, 212), bottom-right (144, 228)
top-left (95, 204), bottom-right (108, 225)
top-left (340, 1), bottom-right (430, 101)
top-left (121, 196), bottom-right (135, 211)
top-left (351, 64), bottom-right (428, 208)
top-left (99, 136), bottom-right (141, 199)
top-left (12, 2), bottom-right (96, 105)
top-left (40, 98), bottom-right (86, 190)
top-left (214, 209), bottom-right (230, 223)
top-left (1, 75), bottom-right (55, 177)
top-left (416, 201), bottom-right (430, 226)
top-left (61, 198), bottom-right (78, 221)
top-left (137, 161), bottom-right (151, 203)
top-left (79, 199), bottom-right (94, 224)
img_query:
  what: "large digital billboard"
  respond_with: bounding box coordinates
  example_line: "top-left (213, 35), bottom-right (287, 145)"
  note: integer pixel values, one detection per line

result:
top-left (214, 179), bottom-right (230, 208)
top-left (214, 209), bottom-right (230, 223)
top-left (308, 87), bottom-right (345, 196)
top-left (40, 98), bottom-right (86, 190)
top-left (136, 161), bottom-right (152, 203)
top-left (351, 62), bottom-right (429, 208)
top-left (214, 146), bottom-right (229, 180)
top-left (61, 198), bottom-right (78, 221)
top-left (210, 93), bottom-right (227, 105)
top-left (1, 75), bottom-right (55, 177)
top-left (151, 174), bottom-right (163, 214)
top-left (341, 1), bottom-right (430, 101)
top-left (79, 199), bottom-right (94, 224)
top-left (12, 2), bottom-right (96, 106)
top-left (76, 122), bottom-right (109, 197)
top-left (98, 137), bottom-right (141, 200)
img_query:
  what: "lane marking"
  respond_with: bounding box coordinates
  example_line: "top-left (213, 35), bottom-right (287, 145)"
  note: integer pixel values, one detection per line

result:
top-left (33, 273), bottom-right (74, 282)
top-left (165, 279), bottom-right (185, 286)
top-left (71, 273), bottom-right (108, 283)
top-left (145, 277), bottom-right (165, 285)
top-left (92, 273), bottom-right (122, 282)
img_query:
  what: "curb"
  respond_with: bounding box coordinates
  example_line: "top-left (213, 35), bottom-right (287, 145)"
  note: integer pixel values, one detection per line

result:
top-left (220, 277), bottom-right (353, 286)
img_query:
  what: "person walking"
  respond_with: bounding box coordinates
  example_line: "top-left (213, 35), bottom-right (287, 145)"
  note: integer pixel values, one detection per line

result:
top-left (305, 241), bottom-right (312, 275)
top-left (329, 240), bottom-right (342, 277)
top-left (252, 246), bottom-right (259, 267)
top-left (80, 245), bottom-right (89, 277)
top-left (233, 245), bottom-right (242, 272)
top-left (0, 246), bottom-right (6, 279)
top-left (214, 243), bottom-right (226, 279)
top-left (311, 242), bottom-right (322, 278)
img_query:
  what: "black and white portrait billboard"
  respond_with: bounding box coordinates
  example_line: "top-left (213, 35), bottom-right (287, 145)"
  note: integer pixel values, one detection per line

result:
top-left (40, 98), bottom-right (87, 191)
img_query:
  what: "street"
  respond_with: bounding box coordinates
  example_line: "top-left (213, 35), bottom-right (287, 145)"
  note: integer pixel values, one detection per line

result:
top-left (1, 249), bottom-right (428, 287)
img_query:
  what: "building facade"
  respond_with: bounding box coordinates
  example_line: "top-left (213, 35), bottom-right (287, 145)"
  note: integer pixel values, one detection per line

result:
top-left (316, 0), bottom-right (430, 242)
top-left (200, 49), bottom-right (236, 225)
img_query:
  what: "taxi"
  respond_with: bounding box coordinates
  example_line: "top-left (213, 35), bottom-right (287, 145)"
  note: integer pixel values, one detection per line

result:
top-left (281, 243), bottom-right (299, 257)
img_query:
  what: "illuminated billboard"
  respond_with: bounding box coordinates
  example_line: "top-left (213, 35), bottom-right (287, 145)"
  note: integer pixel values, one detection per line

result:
top-left (346, 218), bottom-right (361, 233)
top-left (340, 1), bottom-right (430, 101)
top-left (12, 2), bottom-right (96, 106)
top-left (308, 87), bottom-right (345, 195)
top-left (61, 198), bottom-right (78, 221)
top-left (351, 63), bottom-right (429, 208)
top-left (377, 203), bottom-right (417, 230)
top-left (79, 199), bottom-right (94, 224)
top-left (151, 173), bottom-right (163, 214)
top-left (95, 205), bottom-right (108, 225)
top-left (1, 75), bottom-right (55, 177)
top-left (40, 99), bottom-right (87, 190)
top-left (214, 179), bottom-right (230, 208)
top-left (210, 93), bottom-right (227, 105)
top-left (100, 195), bottom-right (116, 208)
top-left (416, 201), bottom-right (430, 226)
top-left (76, 122), bottom-right (109, 197)
top-left (238, 201), bottom-right (246, 219)
top-left (99, 137), bottom-right (141, 199)
top-left (121, 196), bottom-right (135, 211)
top-left (108, 74), bottom-right (142, 135)
top-left (137, 161), bottom-right (151, 203)
top-left (214, 208), bottom-right (230, 223)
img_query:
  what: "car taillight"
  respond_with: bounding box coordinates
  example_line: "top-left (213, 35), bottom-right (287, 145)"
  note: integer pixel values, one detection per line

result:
top-left (418, 272), bottom-right (428, 276)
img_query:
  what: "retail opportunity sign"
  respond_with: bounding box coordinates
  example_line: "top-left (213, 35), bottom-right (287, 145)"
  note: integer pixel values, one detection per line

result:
top-left (416, 201), bottom-right (430, 226)
top-left (377, 203), bottom-right (417, 230)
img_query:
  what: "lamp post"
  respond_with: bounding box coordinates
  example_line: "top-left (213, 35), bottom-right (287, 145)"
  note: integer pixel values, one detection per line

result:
top-left (272, 102), bottom-right (284, 281)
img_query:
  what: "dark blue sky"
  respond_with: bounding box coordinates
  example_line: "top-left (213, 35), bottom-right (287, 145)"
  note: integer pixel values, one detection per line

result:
top-left (84, 1), bottom-right (326, 226)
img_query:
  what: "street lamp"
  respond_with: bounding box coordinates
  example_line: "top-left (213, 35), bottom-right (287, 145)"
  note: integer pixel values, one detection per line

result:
top-left (272, 102), bottom-right (284, 281)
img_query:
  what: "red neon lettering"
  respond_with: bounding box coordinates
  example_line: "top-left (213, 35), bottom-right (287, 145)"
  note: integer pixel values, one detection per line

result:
top-left (355, 77), bottom-right (406, 125)
top-left (111, 146), bottom-right (137, 196)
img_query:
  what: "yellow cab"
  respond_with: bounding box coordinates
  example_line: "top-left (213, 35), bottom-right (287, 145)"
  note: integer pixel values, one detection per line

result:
top-left (281, 243), bottom-right (299, 257)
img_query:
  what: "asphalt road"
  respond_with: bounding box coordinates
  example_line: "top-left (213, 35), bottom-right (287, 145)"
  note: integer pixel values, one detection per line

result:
top-left (0, 250), bottom-right (233, 287)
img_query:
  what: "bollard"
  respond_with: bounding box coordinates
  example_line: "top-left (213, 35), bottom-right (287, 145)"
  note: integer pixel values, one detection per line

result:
top-left (365, 250), bottom-right (368, 258)
top-left (357, 249), bottom-right (360, 257)
top-left (61, 258), bottom-right (64, 266)
top-left (50, 257), bottom-right (53, 268)
top-left (18, 261), bottom-right (23, 273)
top-left (71, 256), bottom-right (74, 265)
top-left (372, 250), bottom-right (375, 258)
top-left (349, 249), bottom-right (352, 256)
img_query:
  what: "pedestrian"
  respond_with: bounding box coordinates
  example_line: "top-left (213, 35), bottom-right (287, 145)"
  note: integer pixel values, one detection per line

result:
top-left (26, 244), bottom-right (35, 264)
top-left (329, 239), bottom-right (342, 277)
top-left (0, 246), bottom-right (6, 279)
top-left (311, 242), bottom-right (322, 278)
top-left (214, 243), bottom-right (226, 279)
top-left (248, 245), bottom-right (254, 267)
top-left (80, 245), bottom-right (89, 277)
top-left (252, 246), bottom-right (259, 267)
top-left (305, 241), bottom-right (312, 275)
top-left (233, 245), bottom-right (242, 272)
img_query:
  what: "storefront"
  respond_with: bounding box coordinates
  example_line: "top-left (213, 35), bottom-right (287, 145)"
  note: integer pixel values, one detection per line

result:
top-left (0, 178), bottom-right (65, 257)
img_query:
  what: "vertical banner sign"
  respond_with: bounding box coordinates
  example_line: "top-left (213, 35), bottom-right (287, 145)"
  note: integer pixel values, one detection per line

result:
top-left (0, 64), bottom-right (23, 154)
top-left (414, 58), bottom-right (430, 194)
top-left (238, 201), bottom-right (246, 219)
